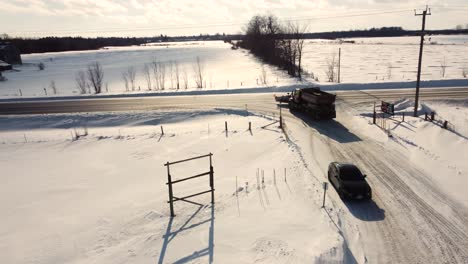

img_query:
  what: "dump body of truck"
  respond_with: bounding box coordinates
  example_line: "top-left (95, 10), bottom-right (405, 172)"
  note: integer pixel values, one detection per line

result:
top-left (288, 87), bottom-right (336, 119)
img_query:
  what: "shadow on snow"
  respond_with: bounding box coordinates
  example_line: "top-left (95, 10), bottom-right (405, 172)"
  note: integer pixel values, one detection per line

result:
top-left (158, 204), bottom-right (215, 264)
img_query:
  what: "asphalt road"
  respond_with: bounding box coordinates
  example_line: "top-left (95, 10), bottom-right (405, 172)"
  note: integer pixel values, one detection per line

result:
top-left (0, 87), bottom-right (467, 115)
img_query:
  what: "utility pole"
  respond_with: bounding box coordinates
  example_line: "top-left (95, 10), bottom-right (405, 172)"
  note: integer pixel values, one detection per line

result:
top-left (414, 5), bottom-right (431, 117)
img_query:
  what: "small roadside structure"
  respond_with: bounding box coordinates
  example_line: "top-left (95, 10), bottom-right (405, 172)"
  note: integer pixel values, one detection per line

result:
top-left (0, 42), bottom-right (22, 65)
top-left (0, 60), bottom-right (12, 71)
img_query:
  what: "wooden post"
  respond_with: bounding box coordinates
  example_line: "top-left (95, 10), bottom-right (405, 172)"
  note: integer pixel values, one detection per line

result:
top-left (430, 112), bottom-right (435, 121)
top-left (19, 89), bottom-right (22, 96)
top-left (284, 168), bottom-right (287, 182)
top-left (402, 112), bottom-right (405, 122)
top-left (261, 170), bottom-right (264, 187)
top-left (373, 111), bottom-right (376, 124)
top-left (279, 108), bottom-right (283, 129)
top-left (44, 88), bottom-right (47, 96)
top-left (166, 163), bottom-right (175, 217)
top-left (209, 154), bottom-right (214, 204)
top-left (443, 121), bottom-right (448, 129)
top-left (425, 112), bottom-right (428, 121)
top-left (248, 121), bottom-right (251, 131)
top-left (225, 121), bottom-right (228, 132)
top-left (273, 169), bottom-right (276, 185)
top-left (161, 125), bottom-right (164, 135)
top-left (322, 182), bottom-right (328, 208)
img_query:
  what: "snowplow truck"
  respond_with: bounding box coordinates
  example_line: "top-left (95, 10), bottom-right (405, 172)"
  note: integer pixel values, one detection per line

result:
top-left (288, 87), bottom-right (336, 119)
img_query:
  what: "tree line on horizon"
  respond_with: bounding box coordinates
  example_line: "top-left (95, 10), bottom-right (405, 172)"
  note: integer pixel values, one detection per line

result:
top-left (1, 25), bottom-right (467, 55)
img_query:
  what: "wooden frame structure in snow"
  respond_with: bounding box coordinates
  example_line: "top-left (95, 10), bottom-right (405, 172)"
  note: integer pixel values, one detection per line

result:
top-left (164, 153), bottom-right (215, 217)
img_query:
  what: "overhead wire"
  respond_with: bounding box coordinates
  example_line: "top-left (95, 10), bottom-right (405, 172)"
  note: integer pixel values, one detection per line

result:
top-left (5, 6), bottom-right (466, 36)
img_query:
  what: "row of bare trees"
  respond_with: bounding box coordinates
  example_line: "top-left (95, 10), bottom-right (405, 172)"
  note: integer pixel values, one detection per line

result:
top-left (123, 57), bottom-right (205, 91)
top-left (240, 15), bottom-right (307, 78)
top-left (75, 62), bottom-right (104, 94)
top-left (74, 57), bottom-right (209, 93)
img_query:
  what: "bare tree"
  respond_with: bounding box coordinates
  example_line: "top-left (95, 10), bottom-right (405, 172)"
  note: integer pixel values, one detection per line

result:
top-left (193, 57), bottom-right (205, 88)
top-left (126, 66), bottom-right (136, 91)
top-left (76, 71), bottom-right (88, 94)
top-left (182, 67), bottom-right (189, 89)
top-left (259, 65), bottom-right (268, 85)
top-left (50, 80), bottom-right (57, 94)
top-left (151, 60), bottom-right (160, 90)
top-left (143, 63), bottom-right (152, 90)
top-left (122, 71), bottom-right (129, 91)
top-left (289, 22), bottom-right (308, 78)
top-left (325, 54), bottom-right (337, 82)
top-left (169, 61), bottom-right (174, 89)
top-left (158, 62), bottom-right (166, 90)
top-left (386, 62), bottom-right (392, 79)
top-left (174, 61), bottom-right (180, 89)
top-left (440, 56), bottom-right (447, 78)
top-left (86, 62), bottom-right (104, 94)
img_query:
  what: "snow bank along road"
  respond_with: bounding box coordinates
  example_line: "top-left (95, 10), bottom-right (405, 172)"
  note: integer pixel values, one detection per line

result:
top-left (2, 86), bottom-right (468, 263)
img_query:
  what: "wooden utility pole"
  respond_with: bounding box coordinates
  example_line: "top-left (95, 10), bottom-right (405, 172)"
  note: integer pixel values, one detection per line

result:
top-left (414, 6), bottom-right (431, 117)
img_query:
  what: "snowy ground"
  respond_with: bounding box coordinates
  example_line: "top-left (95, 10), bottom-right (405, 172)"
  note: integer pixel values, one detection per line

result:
top-left (348, 98), bottom-right (468, 207)
top-left (0, 41), bottom-right (295, 98)
top-left (0, 109), bottom-right (348, 264)
top-left (1, 35), bottom-right (467, 99)
top-left (280, 97), bottom-right (468, 263)
top-left (302, 35), bottom-right (468, 83)
top-left (1, 96), bottom-right (467, 263)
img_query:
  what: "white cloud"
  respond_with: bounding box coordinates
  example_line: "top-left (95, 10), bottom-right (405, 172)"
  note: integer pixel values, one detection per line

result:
top-left (0, 0), bottom-right (467, 36)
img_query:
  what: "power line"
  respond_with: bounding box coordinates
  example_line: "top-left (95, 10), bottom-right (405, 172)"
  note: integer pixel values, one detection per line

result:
top-left (7, 8), bottom-right (416, 36)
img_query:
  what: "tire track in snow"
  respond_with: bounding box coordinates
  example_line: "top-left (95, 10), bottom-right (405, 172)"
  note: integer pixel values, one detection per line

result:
top-left (321, 121), bottom-right (468, 263)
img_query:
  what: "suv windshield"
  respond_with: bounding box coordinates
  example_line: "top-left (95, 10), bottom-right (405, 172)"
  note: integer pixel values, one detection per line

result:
top-left (339, 166), bottom-right (364, 181)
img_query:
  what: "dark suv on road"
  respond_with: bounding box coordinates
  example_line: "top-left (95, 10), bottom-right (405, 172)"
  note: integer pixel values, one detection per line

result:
top-left (328, 162), bottom-right (372, 200)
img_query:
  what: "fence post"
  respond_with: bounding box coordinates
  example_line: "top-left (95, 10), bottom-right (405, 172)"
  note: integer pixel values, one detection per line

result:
top-left (430, 112), bottom-right (435, 121)
top-left (425, 112), bottom-right (428, 121)
top-left (161, 125), bottom-right (164, 135)
top-left (225, 121), bottom-right (228, 132)
top-left (443, 121), bottom-right (448, 129)
top-left (279, 108), bottom-right (283, 129)
top-left (248, 121), bottom-right (251, 131)
top-left (322, 182), bottom-right (328, 208)
top-left (402, 112), bottom-right (405, 122)
top-left (166, 163), bottom-right (175, 217)
top-left (373, 111), bottom-right (376, 124)
top-left (209, 154), bottom-right (214, 204)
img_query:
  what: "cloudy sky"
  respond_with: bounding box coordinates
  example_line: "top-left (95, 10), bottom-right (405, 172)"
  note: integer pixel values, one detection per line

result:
top-left (1, 0), bottom-right (467, 37)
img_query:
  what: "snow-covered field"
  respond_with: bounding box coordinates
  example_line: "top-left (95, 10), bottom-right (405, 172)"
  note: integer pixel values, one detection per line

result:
top-left (302, 35), bottom-right (468, 83)
top-left (0, 41), bottom-right (295, 98)
top-left (0, 109), bottom-right (346, 264)
top-left (1, 35), bottom-right (467, 98)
